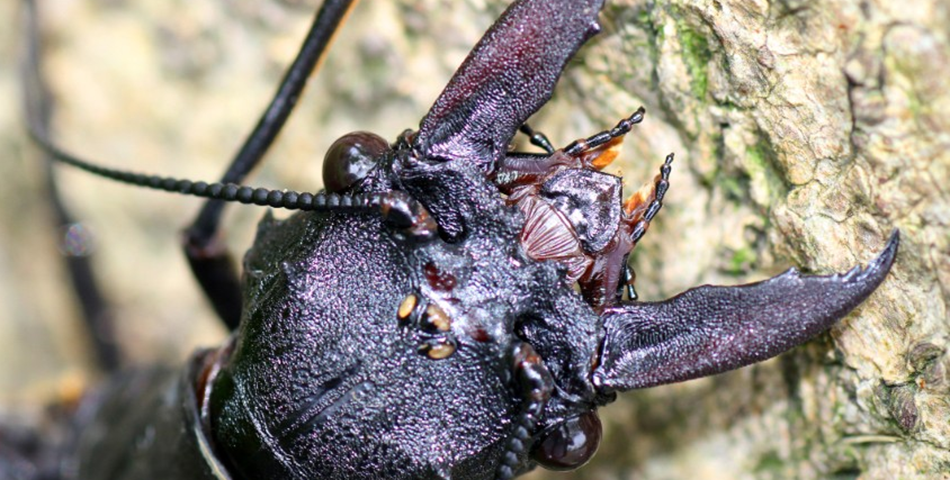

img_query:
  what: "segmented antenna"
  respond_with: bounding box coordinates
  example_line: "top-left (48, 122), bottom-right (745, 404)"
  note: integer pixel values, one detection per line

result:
top-left (21, 1), bottom-right (435, 234)
top-left (29, 130), bottom-right (439, 240)
top-left (24, 126), bottom-right (303, 208)
top-left (23, 82), bottom-right (437, 239)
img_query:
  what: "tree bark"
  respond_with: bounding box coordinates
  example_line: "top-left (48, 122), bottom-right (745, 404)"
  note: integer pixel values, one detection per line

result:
top-left (533, 0), bottom-right (950, 478)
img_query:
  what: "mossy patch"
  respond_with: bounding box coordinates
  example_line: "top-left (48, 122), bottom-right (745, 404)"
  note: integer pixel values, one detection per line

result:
top-left (667, 6), bottom-right (713, 101)
top-left (743, 138), bottom-right (789, 208)
top-left (753, 450), bottom-right (785, 474)
top-left (725, 246), bottom-right (757, 275)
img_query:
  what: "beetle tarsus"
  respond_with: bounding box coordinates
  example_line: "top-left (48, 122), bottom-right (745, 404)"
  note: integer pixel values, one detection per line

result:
top-left (518, 123), bottom-right (556, 154)
top-left (564, 107), bottom-right (646, 156)
top-left (624, 152), bottom-right (674, 245)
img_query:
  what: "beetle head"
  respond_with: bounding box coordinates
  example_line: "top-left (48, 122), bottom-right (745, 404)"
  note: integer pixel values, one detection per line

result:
top-left (205, 162), bottom-right (608, 478)
top-left (205, 0), bottom-right (623, 477)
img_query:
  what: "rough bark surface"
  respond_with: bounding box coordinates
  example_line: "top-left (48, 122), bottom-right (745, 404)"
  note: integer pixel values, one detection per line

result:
top-left (0, 0), bottom-right (946, 478)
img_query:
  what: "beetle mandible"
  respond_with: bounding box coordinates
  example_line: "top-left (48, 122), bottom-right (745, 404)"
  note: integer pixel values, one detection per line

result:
top-left (10, 0), bottom-right (899, 479)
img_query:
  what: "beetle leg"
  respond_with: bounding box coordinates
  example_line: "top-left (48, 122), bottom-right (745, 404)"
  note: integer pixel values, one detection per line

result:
top-left (182, 0), bottom-right (356, 330)
top-left (493, 152), bottom-right (578, 193)
top-left (22, 0), bottom-right (122, 370)
top-left (575, 152), bottom-right (673, 309)
top-left (622, 152), bottom-right (674, 245)
top-left (592, 231), bottom-right (899, 393)
top-left (596, 152), bottom-right (673, 305)
top-left (563, 107), bottom-right (646, 167)
top-left (518, 123), bottom-right (556, 154)
top-left (494, 108), bottom-right (647, 192)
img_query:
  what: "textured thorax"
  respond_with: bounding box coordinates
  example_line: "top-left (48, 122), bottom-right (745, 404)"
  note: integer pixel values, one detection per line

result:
top-left (207, 176), bottom-right (570, 479)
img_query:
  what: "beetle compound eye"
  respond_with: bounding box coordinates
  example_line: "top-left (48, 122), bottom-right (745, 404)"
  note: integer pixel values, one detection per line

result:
top-left (531, 411), bottom-right (602, 471)
top-left (323, 131), bottom-right (389, 193)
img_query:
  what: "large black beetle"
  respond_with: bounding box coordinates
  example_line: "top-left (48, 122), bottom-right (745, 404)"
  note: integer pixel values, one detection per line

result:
top-left (12, 0), bottom-right (898, 479)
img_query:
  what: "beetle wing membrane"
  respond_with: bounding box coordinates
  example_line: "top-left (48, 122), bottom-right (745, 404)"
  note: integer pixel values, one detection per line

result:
top-left (593, 231), bottom-right (899, 392)
top-left (415, 0), bottom-right (606, 169)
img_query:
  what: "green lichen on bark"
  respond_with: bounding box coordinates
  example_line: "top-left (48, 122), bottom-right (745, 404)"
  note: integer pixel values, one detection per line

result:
top-left (671, 11), bottom-right (712, 100)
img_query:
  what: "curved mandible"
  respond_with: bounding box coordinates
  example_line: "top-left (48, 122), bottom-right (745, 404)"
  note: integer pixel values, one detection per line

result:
top-left (414, 0), bottom-right (606, 170)
top-left (593, 231), bottom-right (900, 392)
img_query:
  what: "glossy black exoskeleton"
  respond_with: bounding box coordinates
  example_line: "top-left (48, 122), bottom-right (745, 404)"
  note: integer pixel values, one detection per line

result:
top-left (13, 0), bottom-right (898, 479)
